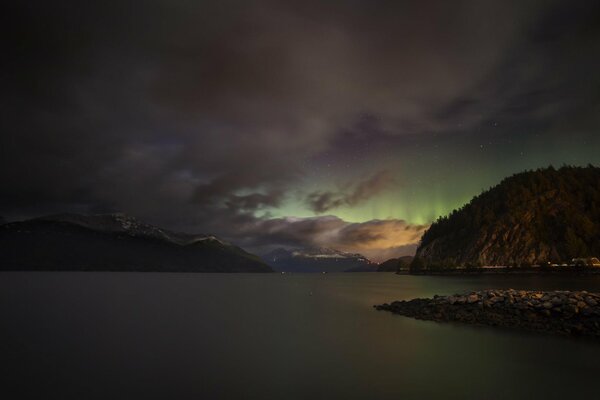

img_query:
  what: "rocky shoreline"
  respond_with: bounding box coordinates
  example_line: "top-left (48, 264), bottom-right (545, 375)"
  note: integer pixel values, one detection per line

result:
top-left (375, 289), bottom-right (600, 339)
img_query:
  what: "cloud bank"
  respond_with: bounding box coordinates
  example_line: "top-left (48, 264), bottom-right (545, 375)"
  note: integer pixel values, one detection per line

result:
top-left (306, 171), bottom-right (394, 213)
top-left (2, 1), bottom-right (600, 259)
top-left (225, 215), bottom-right (428, 262)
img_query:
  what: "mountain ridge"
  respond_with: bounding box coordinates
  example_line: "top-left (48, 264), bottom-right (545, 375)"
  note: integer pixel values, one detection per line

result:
top-left (0, 213), bottom-right (272, 272)
top-left (263, 247), bottom-right (375, 272)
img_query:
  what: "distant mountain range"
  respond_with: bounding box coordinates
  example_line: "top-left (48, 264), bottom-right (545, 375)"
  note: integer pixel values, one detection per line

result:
top-left (414, 166), bottom-right (600, 269)
top-left (263, 247), bottom-right (376, 273)
top-left (0, 213), bottom-right (272, 272)
top-left (377, 256), bottom-right (414, 272)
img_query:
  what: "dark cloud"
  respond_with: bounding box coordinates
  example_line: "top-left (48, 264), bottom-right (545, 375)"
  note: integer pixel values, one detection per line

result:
top-left (1, 0), bottom-right (599, 258)
top-left (220, 214), bottom-right (428, 262)
top-left (225, 191), bottom-right (285, 212)
top-left (306, 170), bottom-right (394, 213)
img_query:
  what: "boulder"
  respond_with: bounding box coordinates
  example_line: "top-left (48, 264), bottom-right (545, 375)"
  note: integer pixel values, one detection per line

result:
top-left (467, 294), bottom-right (479, 303)
top-left (586, 297), bottom-right (598, 307)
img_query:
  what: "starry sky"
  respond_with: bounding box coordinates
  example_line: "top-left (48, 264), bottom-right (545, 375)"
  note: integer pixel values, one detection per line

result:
top-left (2, 0), bottom-right (599, 261)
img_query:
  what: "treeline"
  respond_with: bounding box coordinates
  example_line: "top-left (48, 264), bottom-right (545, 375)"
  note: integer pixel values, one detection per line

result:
top-left (413, 165), bottom-right (600, 270)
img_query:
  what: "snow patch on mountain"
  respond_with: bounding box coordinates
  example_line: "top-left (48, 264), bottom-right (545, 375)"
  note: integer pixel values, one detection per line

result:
top-left (36, 213), bottom-right (231, 247)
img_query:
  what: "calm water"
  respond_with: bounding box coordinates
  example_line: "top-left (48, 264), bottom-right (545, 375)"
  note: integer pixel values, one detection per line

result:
top-left (1, 272), bottom-right (600, 399)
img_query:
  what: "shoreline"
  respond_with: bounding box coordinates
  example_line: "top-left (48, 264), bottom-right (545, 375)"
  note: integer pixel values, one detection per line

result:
top-left (397, 268), bottom-right (600, 276)
top-left (375, 289), bottom-right (600, 339)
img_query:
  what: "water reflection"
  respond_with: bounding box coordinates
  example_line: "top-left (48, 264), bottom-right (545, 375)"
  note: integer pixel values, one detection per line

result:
top-left (0, 272), bottom-right (599, 399)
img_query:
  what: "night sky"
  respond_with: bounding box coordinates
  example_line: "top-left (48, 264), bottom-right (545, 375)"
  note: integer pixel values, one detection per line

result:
top-left (2, 1), bottom-right (599, 261)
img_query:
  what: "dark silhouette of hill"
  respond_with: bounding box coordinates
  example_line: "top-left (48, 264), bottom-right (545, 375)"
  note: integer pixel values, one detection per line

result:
top-left (377, 256), bottom-right (414, 272)
top-left (413, 165), bottom-right (600, 269)
top-left (0, 213), bottom-right (272, 272)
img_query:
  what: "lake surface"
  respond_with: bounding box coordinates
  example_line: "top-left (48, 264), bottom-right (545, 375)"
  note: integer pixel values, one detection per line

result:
top-left (1, 272), bottom-right (600, 399)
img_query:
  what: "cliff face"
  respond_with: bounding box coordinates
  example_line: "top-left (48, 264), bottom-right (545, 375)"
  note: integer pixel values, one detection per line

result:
top-left (414, 166), bottom-right (600, 268)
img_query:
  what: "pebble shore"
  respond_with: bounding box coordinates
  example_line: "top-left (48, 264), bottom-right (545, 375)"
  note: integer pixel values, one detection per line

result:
top-left (375, 289), bottom-right (600, 338)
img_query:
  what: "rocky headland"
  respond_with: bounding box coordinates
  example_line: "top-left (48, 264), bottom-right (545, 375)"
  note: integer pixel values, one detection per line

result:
top-left (413, 166), bottom-right (600, 269)
top-left (375, 289), bottom-right (600, 339)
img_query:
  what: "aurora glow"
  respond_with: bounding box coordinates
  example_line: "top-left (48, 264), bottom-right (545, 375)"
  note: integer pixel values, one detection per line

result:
top-left (2, 1), bottom-right (599, 261)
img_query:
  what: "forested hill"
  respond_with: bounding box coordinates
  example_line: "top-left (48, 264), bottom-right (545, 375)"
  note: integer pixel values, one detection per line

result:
top-left (414, 166), bottom-right (600, 268)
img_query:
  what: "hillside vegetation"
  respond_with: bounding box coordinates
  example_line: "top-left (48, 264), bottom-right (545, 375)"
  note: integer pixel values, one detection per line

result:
top-left (414, 165), bottom-right (600, 269)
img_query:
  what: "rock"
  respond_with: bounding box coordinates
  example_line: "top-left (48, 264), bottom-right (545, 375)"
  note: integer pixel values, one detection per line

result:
top-left (564, 304), bottom-right (579, 314)
top-left (586, 297), bottom-right (598, 307)
top-left (467, 294), bottom-right (479, 303)
top-left (581, 307), bottom-right (594, 316)
top-left (551, 297), bottom-right (562, 306)
top-left (375, 289), bottom-right (600, 339)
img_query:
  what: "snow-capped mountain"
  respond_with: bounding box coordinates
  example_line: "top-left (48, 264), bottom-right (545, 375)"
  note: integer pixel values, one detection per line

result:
top-left (36, 213), bottom-right (229, 246)
top-left (0, 213), bottom-right (271, 272)
top-left (263, 247), bottom-right (375, 273)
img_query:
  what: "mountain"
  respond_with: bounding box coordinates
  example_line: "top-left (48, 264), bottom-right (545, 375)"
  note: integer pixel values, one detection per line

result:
top-left (413, 166), bottom-right (600, 269)
top-left (377, 256), bottom-right (414, 272)
top-left (0, 213), bottom-right (272, 272)
top-left (263, 247), bottom-right (376, 273)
